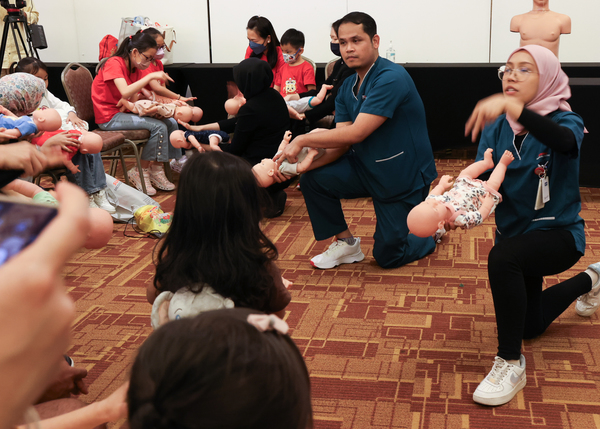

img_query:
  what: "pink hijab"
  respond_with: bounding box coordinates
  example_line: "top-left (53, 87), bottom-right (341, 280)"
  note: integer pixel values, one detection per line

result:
top-left (506, 45), bottom-right (572, 134)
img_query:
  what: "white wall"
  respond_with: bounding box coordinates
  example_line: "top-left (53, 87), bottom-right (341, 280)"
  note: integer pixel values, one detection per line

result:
top-left (36, 0), bottom-right (210, 63)
top-left (34, 1), bottom-right (598, 64)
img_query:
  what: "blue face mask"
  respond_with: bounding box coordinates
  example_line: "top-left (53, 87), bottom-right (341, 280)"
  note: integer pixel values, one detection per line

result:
top-left (330, 42), bottom-right (341, 57)
top-left (249, 40), bottom-right (267, 55)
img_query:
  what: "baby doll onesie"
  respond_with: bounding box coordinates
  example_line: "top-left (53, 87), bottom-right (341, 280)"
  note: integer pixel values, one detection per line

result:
top-left (0, 114), bottom-right (37, 136)
top-left (184, 130), bottom-right (230, 145)
top-left (279, 147), bottom-right (326, 176)
top-left (427, 176), bottom-right (501, 229)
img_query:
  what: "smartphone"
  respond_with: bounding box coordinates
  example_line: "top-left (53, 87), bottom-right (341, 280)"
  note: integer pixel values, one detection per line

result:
top-left (0, 196), bottom-right (57, 266)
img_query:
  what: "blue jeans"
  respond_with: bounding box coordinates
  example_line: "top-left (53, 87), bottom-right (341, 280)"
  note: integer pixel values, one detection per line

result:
top-left (69, 152), bottom-right (106, 194)
top-left (98, 113), bottom-right (180, 162)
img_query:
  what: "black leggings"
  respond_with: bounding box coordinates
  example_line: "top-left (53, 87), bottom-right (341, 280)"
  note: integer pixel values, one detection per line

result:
top-left (488, 229), bottom-right (588, 360)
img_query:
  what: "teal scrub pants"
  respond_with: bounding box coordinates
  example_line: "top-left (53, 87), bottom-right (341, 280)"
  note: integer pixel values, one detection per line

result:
top-left (300, 153), bottom-right (436, 268)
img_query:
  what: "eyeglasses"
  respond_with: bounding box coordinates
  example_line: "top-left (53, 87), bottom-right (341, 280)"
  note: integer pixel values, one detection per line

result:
top-left (139, 52), bottom-right (154, 63)
top-left (498, 65), bottom-right (538, 82)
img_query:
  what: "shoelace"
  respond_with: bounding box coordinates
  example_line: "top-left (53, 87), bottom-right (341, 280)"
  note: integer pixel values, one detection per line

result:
top-left (323, 240), bottom-right (344, 255)
top-left (487, 357), bottom-right (510, 385)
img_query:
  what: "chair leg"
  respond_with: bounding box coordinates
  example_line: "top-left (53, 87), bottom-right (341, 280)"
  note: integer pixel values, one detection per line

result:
top-left (163, 161), bottom-right (173, 182)
top-left (118, 149), bottom-right (130, 186)
top-left (127, 139), bottom-right (147, 195)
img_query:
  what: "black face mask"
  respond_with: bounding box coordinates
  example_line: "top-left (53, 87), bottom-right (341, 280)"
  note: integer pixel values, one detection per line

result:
top-left (330, 42), bottom-right (340, 57)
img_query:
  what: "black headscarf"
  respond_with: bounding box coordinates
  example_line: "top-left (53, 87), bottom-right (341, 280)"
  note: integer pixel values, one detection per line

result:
top-left (233, 58), bottom-right (273, 100)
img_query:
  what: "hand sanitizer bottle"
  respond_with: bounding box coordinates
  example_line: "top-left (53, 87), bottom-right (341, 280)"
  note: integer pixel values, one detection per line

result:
top-left (386, 41), bottom-right (396, 63)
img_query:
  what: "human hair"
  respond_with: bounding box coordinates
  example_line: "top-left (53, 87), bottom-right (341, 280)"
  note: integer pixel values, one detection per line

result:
top-left (281, 28), bottom-right (305, 50)
top-left (331, 18), bottom-right (342, 34)
top-left (246, 15), bottom-right (280, 70)
top-left (153, 151), bottom-right (279, 311)
top-left (9, 56), bottom-right (47, 75)
top-left (141, 27), bottom-right (162, 40)
top-left (337, 11), bottom-right (377, 39)
top-left (107, 31), bottom-right (157, 72)
top-left (128, 308), bottom-right (313, 429)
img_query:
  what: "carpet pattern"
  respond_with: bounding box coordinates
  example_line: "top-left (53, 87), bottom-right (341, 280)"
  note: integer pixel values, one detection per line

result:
top-left (64, 158), bottom-right (600, 428)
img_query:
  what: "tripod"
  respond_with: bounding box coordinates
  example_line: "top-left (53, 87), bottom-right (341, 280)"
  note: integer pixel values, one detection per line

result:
top-left (0, 7), bottom-right (38, 70)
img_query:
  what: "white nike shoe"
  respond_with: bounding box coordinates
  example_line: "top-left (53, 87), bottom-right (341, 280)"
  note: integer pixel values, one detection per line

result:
top-left (310, 238), bottom-right (365, 269)
top-left (473, 355), bottom-right (526, 406)
top-left (575, 262), bottom-right (600, 317)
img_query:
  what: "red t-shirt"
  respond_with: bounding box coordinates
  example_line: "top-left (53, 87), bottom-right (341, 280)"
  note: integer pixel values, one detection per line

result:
top-left (139, 60), bottom-right (165, 92)
top-left (244, 45), bottom-right (284, 88)
top-left (91, 56), bottom-right (143, 124)
top-left (274, 61), bottom-right (315, 97)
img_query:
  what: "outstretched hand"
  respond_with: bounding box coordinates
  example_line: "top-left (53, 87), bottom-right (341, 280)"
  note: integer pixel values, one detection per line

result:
top-left (465, 94), bottom-right (508, 142)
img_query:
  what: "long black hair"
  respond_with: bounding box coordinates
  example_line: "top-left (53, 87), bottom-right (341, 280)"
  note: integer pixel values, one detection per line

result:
top-left (107, 31), bottom-right (157, 73)
top-left (246, 15), bottom-right (280, 70)
top-left (128, 308), bottom-right (313, 429)
top-left (153, 151), bottom-right (279, 311)
top-left (9, 56), bottom-right (47, 75)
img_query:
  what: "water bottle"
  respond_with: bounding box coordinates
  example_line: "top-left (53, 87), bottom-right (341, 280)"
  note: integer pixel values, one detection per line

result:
top-left (386, 41), bottom-right (396, 63)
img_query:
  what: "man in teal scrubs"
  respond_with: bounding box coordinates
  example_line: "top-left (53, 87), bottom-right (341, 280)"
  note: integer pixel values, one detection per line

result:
top-left (277, 11), bottom-right (437, 269)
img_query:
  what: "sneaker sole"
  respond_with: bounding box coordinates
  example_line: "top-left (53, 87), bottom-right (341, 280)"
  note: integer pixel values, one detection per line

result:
top-left (128, 174), bottom-right (156, 196)
top-left (473, 377), bottom-right (526, 406)
top-left (149, 177), bottom-right (175, 191)
top-left (310, 251), bottom-right (365, 270)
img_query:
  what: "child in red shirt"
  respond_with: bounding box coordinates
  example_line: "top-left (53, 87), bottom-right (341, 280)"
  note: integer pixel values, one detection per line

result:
top-left (275, 29), bottom-right (316, 98)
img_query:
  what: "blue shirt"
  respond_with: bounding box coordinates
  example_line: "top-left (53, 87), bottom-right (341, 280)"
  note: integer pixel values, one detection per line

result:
top-left (476, 110), bottom-right (586, 253)
top-left (335, 57), bottom-right (436, 201)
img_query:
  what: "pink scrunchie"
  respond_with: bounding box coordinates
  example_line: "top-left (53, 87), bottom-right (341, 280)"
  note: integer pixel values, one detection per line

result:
top-left (247, 314), bottom-right (289, 335)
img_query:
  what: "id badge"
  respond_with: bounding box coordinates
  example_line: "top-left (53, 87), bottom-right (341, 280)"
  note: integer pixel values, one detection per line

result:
top-left (542, 175), bottom-right (550, 203)
top-left (535, 178), bottom-right (545, 210)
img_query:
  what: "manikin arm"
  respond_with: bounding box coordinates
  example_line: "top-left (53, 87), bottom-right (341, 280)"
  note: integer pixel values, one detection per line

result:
top-left (186, 135), bottom-right (204, 152)
top-left (63, 158), bottom-right (80, 174)
top-left (295, 148), bottom-right (320, 174)
top-left (430, 175), bottom-right (454, 196)
top-left (2, 179), bottom-right (45, 198)
top-left (1, 128), bottom-right (23, 139)
top-left (477, 193), bottom-right (496, 222)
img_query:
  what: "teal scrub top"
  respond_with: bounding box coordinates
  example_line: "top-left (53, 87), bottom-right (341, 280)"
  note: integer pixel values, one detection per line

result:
top-left (476, 110), bottom-right (586, 254)
top-left (335, 57), bottom-right (436, 201)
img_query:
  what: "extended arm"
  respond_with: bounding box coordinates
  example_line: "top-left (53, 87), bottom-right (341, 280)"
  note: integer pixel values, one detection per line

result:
top-left (430, 175), bottom-right (454, 196)
top-left (112, 71), bottom-right (173, 100)
top-left (517, 108), bottom-right (576, 153)
top-left (275, 113), bottom-right (386, 163)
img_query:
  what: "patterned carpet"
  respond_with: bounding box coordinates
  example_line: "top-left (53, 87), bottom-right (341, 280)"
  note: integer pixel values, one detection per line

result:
top-left (64, 158), bottom-right (600, 429)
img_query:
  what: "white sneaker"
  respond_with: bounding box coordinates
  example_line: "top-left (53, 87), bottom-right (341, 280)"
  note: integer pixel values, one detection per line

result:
top-left (473, 355), bottom-right (526, 406)
top-left (310, 238), bottom-right (365, 269)
top-left (89, 194), bottom-right (100, 209)
top-left (93, 189), bottom-right (116, 214)
top-left (575, 262), bottom-right (600, 316)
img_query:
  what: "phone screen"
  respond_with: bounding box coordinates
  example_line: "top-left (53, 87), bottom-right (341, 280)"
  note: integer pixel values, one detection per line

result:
top-left (0, 199), bottom-right (57, 266)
